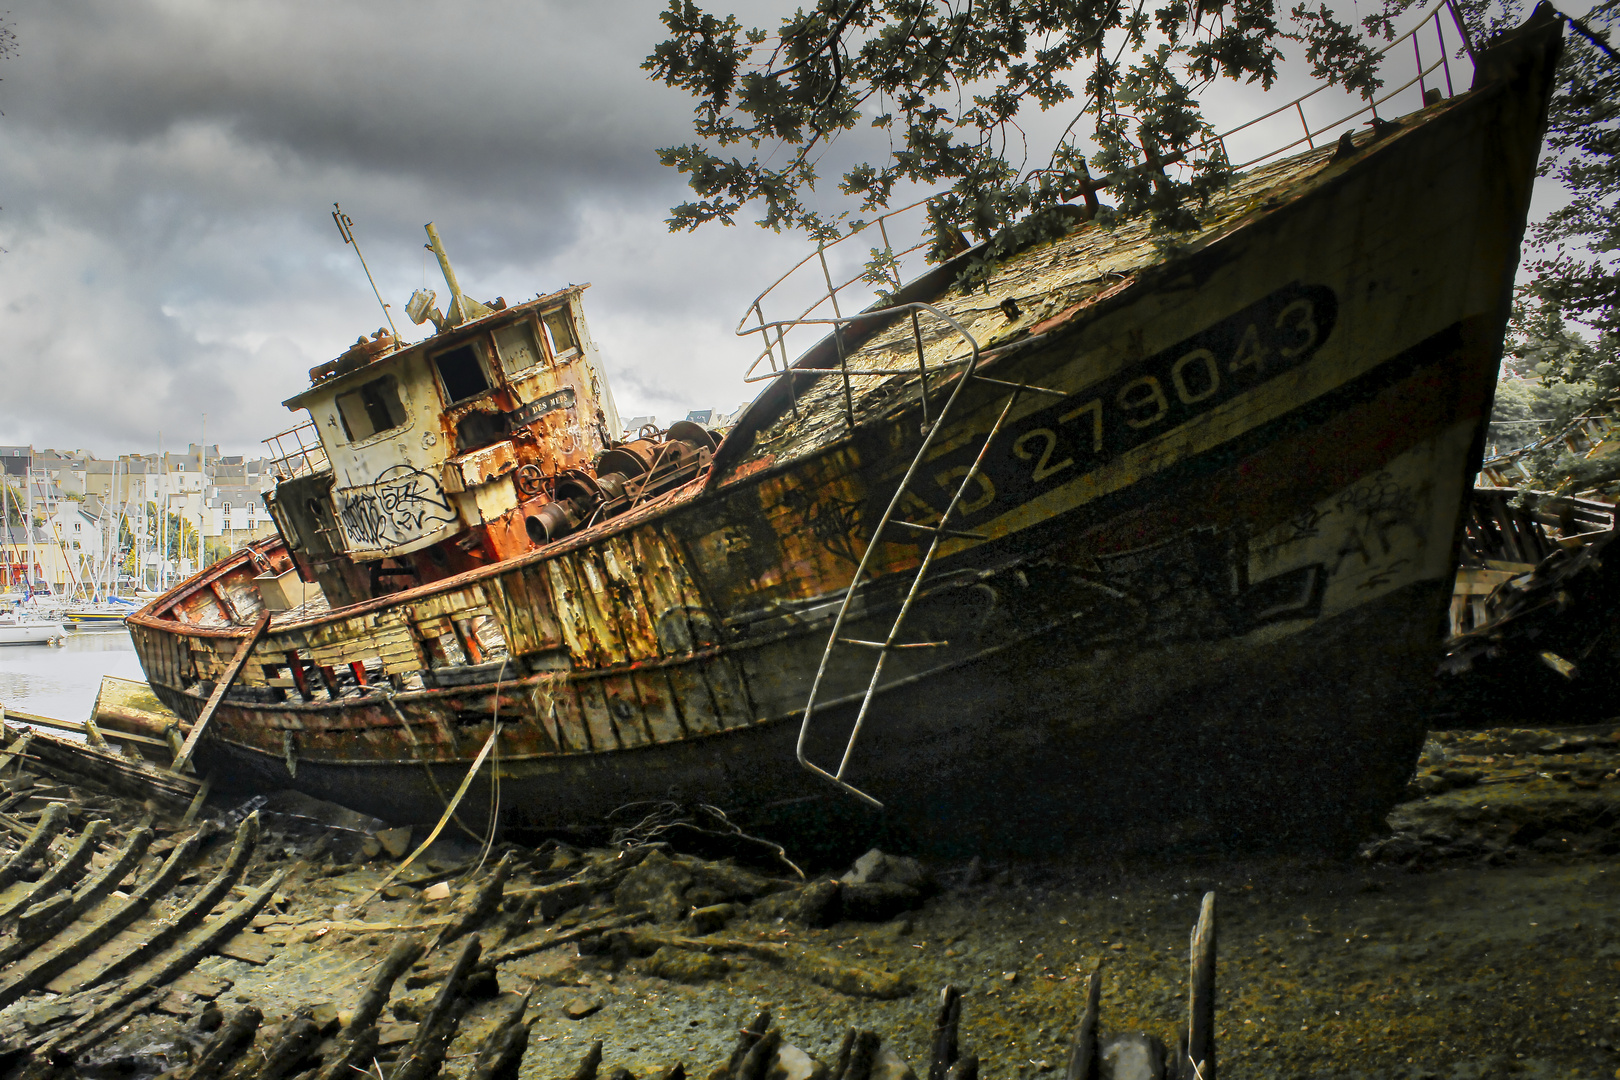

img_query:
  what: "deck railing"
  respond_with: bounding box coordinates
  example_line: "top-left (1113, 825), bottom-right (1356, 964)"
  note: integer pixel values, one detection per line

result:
top-left (735, 0), bottom-right (1479, 393)
top-left (263, 420), bottom-right (328, 482)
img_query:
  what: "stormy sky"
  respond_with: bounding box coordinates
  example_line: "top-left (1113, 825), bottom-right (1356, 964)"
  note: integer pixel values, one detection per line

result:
top-left (0, 0), bottom-right (1583, 457)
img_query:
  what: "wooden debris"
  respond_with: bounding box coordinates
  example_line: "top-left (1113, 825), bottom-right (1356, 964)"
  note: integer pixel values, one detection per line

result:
top-left (9, 722), bottom-right (200, 807)
top-left (90, 674), bottom-right (189, 742)
top-left (0, 827), bottom-right (204, 1011)
top-left (1184, 892), bottom-right (1216, 1080)
top-left (1066, 964), bottom-right (1102, 1080)
top-left (0, 817), bottom-right (107, 922)
top-left (185, 1005), bottom-right (264, 1080)
top-left (928, 985), bottom-right (962, 1080)
top-left (429, 850), bottom-right (514, 952)
top-left (312, 938), bottom-right (424, 1080)
top-left (391, 935), bottom-right (482, 1080)
top-left (0, 802), bottom-right (69, 890)
top-left (76, 813), bottom-right (259, 992)
top-left (466, 988), bottom-right (535, 1080)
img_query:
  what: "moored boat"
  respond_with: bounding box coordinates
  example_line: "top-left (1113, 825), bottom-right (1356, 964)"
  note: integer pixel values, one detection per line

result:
top-left (0, 612), bottom-right (67, 647)
top-left (128, 7), bottom-right (1563, 851)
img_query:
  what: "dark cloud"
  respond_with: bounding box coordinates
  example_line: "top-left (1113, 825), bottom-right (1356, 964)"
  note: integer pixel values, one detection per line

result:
top-left (0, 0), bottom-right (1586, 455)
top-left (0, 0), bottom-right (808, 453)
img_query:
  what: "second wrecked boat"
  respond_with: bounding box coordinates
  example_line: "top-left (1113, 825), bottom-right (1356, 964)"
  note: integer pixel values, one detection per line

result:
top-left (128, 7), bottom-right (1563, 850)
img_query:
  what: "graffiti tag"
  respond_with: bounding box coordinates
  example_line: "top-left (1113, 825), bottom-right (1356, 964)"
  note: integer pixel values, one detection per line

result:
top-left (337, 465), bottom-right (460, 550)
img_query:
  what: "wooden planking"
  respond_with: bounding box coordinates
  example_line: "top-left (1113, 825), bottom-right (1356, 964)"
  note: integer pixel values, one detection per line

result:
top-left (666, 661), bottom-right (724, 735)
top-left (600, 673), bottom-right (653, 748)
top-left (545, 558), bottom-right (602, 668)
top-left (598, 535), bottom-right (661, 659)
top-left (573, 676), bottom-right (621, 752)
top-left (631, 669), bottom-right (687, 743)
top-left (571, 552), bottom-right (633, 666)
top-left (487, 563), bottom-right (564, 656)
top-left (629, 527), bottom-right (696, 655)
top-left (409, 586), bottom-right (489, 622)
top-left (539, 677), bottom-right (590, 753)
top-left (704, 654), bottom-right (755, 729)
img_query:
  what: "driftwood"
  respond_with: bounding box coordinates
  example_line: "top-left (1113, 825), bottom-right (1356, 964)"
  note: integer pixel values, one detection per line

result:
top-left (0, 803), bottom-right (69, 890)
top-left (390, 935), bottom-right (482, 1080)
top-left (78, 814), bottom-right (260, 992)
top-left (185, 1006), bottom-right (264, 1080)
top-left (0, 818), bottom-right (107, 923)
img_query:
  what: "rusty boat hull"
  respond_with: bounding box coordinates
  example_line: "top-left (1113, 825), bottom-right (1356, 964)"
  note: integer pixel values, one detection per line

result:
top-left (128, 14), bottom-right (1561, 852)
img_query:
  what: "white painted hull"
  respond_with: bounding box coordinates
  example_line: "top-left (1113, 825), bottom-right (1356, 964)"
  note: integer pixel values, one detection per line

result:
top-left (0, 620), bottom-right (67, 646)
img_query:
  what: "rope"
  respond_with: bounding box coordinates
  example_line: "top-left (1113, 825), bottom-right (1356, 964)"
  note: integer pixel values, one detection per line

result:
top-left (374, 688), bottom-right (486, 845)
top-left (350, 721), bottom-right (503, 913)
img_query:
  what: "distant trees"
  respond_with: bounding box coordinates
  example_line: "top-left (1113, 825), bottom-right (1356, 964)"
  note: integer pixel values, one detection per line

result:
top-left (1487, 0), bottom-right (1618, 495)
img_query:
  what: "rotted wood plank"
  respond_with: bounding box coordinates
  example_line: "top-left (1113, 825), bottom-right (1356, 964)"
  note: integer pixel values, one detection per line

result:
top-left (545, 558), bottom-right (602, 668)
top-left (600, 674), bottom-right (654, 748)
top-left (600, 535), bottom-right (661, 658)
top-left (573, 551), bottom-right (632, 665)
top-left (0, 829), bottom-right (206, 1010)
top-left (172, 610), bottom-right (273, 773)
top-left (630, 526), bottom-right (694, 657)
top-left (631, 669), bottom-right (687, 743)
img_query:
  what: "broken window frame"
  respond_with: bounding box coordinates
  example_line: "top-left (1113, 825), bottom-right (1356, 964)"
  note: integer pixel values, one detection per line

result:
top-left (334, 374), bottom-right (410, 445)
top-left (540, 307), bottom-right (579, 360)
top-left (431, 339), bottom-right (497, 406)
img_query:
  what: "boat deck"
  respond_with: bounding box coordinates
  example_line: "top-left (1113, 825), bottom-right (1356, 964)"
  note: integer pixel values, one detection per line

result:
top-left (738, 134), bottom-right (1362, 467)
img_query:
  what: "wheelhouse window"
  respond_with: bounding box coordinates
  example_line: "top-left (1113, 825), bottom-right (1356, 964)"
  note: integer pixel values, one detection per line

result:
top-left (494, 320), bottom-right (543, 376)
top-left (433, 343), bottom-right (493, 403)
top-left (335, 375), bottom-right (408, 442)
top-left (541, 309), bottom-right (578, 357)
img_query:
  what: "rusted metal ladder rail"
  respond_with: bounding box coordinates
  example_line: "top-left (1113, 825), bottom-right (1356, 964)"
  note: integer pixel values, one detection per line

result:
top-left (777, 304), bottom-right (1067, 807)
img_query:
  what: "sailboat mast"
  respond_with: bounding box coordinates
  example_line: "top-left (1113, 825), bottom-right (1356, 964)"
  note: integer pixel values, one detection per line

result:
top-left (24, 455), bottom-right (35, 598)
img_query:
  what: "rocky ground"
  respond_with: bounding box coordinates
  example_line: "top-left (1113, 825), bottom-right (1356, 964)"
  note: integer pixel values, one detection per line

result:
top-left (4, 722), bottom-right (1620, 1080)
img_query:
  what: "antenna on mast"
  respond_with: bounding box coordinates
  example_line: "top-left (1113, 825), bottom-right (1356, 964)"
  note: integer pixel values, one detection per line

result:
top-left (332, 203), bottom-right (401, 341)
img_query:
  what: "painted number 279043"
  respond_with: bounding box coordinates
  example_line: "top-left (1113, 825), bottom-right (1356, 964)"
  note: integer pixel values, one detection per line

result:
top-left (922, 282), bottom-right (1338, 521)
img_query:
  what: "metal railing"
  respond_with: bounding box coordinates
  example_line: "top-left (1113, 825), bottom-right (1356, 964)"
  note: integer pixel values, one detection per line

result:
top-left (745, 0), bottom-right (1485, 804)
top-left (263, 421), bottom-right (328, 482)
top-left (734, 0), bottom-right (1479, 396)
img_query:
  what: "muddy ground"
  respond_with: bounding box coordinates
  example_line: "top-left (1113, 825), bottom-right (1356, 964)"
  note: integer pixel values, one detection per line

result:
top-left (5, 723), bottom-right (1620, 1080)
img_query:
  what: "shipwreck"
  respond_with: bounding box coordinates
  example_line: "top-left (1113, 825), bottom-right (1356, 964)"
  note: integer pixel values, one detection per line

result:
top-left (128, 5), bottom-right (1563, 850)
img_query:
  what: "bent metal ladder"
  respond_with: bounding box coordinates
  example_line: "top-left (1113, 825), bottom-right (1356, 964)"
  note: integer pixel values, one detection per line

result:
top-left (748, 302), bottom-right (1068, 809)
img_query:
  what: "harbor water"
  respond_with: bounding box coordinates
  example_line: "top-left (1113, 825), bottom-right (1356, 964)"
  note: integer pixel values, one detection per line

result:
top-left (0, 626), bottom-right (144, 725)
